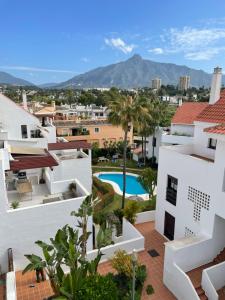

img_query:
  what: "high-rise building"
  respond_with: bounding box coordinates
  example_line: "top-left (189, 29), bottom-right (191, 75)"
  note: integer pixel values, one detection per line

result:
top-left (152, 78), bottom-right (162, 90)
top-left (178, 76), bottom-right (190, 90)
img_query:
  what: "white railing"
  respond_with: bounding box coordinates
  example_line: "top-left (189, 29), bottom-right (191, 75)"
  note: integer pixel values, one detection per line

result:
top-left (6, 271), bottom-right (17, 300)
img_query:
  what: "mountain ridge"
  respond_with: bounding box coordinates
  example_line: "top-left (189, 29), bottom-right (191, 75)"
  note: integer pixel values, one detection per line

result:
top-left (55, 54), bottom-right (223, 89)
top-left (0, 71), bottom-right (34, 86)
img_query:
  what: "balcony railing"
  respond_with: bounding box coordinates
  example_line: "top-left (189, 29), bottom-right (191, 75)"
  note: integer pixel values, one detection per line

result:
top-left (166, 188), bottom-right (177, 206)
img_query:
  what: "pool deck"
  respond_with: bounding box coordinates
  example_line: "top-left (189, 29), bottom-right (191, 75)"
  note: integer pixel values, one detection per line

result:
top-left (94, 171), bottom-right (149, 200)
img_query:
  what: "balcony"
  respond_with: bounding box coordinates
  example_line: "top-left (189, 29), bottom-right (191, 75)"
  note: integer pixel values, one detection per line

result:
top-left (164, 144), bottom-right (215, 164)
top-left (6, 174), bottom-right (88, 209)
top-left (162, 132), bottom-right (194, 145)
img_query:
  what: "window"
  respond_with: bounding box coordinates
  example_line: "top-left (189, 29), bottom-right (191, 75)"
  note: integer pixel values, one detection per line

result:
top-left (208, 138), bottom-right (217, 150)
top-left (152, 137), bottom-right (156, 147)
top-left (21, 125), bottom-right (28, 138)
top-left (82, 128), bottom-right (87, 132)
top-left (94, 128), bottom-right (100, 133)
top-left (166, 175), bottom-right (178, 206)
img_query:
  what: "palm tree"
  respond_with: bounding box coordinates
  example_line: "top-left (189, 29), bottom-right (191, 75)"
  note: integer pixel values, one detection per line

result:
top-left (108, 95), bottom-right (149, 209)
top-left (138, 168), bottom-right (157, 200)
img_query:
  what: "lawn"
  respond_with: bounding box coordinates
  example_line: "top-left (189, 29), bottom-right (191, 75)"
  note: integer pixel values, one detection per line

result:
top-left (93, 158), bottom-right (143, 169)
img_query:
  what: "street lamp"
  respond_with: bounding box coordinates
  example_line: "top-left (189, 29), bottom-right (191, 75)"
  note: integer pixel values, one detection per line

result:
top-left (131, 249), bottom-right (138, 300)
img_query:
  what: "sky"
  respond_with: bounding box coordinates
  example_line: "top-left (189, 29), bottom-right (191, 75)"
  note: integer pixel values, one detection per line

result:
top-left (1, 0), bottom-right (225, 84)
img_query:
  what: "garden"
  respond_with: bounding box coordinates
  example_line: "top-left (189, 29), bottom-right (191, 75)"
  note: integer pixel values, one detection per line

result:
top-left (22, 196), bottom-right (154, 299)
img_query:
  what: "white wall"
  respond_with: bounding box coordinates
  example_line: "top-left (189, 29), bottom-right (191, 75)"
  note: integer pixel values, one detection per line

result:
top-left (0, 93), bottom-right (40, 140)
top-left (171, 124), bottom-right (194, 136)
top-left (50, 154), bottom-right (92, 193)
top-left (6, 271), bottom-right (17, 300)
top-left (135, 210), bottom-right (155, 224)
top-left (87, 219), bottom-right (144, 262)
top-left (202, 262), bottom-right (225, 300)
top-left (0, 196), bottom-right (92, 272)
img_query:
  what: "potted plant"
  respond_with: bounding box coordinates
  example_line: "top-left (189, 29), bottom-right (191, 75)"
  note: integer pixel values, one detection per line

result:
top-left (39, 169), bottom-right (46, 184)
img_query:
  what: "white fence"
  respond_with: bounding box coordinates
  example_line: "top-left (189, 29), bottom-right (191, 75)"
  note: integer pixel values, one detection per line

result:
top-left (87, 218), bottom-right (144, 262)
top-left (135, 210), bottom-right (155, 224)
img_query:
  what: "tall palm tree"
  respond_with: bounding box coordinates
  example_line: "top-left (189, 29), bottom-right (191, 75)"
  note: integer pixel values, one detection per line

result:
top-left (108, 95), bottom-right (149, 209)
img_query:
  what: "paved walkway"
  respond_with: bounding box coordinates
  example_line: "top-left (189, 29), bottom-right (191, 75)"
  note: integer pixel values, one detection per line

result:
top-left (16, 222), bottom-right (175, 300)
top-left (98, 222), bottom-right (175, 300)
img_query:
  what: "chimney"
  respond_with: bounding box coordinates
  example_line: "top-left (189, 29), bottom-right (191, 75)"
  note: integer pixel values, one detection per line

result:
top-left (22, 91), bottom-right (28, 110)
top-left (209, 67), bottom-right (222, 104)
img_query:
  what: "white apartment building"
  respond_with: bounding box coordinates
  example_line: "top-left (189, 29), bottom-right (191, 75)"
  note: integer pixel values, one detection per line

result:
top-left (56, 104), bottom-right (108, 120)
top-left (155, 67), bottom-right (225, 299)
top-left (0, 93), bottom-right (93, 273)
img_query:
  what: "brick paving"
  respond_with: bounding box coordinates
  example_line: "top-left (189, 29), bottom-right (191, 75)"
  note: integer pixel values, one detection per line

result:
top-left (187, 262), bottom-right (225, 299)
top-left (16, 221), bottom-right (175, 300)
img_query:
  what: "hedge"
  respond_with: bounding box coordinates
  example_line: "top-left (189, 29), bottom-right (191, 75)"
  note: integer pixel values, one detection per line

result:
top-left (93, 177), bottom-right (115, 210)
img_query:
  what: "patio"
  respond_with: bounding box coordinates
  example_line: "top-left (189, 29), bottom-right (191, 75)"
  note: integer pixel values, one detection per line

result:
top-left (7, 183), bottom-right (62, 208)
top-left (15, 221), bottom-right (175, 300)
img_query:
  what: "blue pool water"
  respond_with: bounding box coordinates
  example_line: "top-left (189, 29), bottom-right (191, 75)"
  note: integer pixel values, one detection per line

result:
top-left (98, 173), bottom-right (147, 195)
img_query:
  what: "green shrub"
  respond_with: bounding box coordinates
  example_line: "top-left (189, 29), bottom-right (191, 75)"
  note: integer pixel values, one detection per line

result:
top-left (11, 200), bottom-right (20, 209)
top-left (124, 201), bottom-right (140, 224)
top-left (111, 250), bottom-right (133, 278)
top-left (77, 274), bottom-right (119, 300)
top-left (146, 284), bottom-right (154, 295)
top-left (136, 265), bottom-right (147, 287)
top-left (93, 177), bottom-right (115, 210)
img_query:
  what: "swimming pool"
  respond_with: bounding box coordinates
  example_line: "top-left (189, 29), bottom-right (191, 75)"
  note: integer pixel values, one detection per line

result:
top-left (95, 172), bottom-right (149, 200)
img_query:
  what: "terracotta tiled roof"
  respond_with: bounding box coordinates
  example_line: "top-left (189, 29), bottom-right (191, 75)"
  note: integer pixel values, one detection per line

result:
top-left (48, 141), bottom-right (91, 150)
top-left (204, 124), bottom-right (225, 135)
top-left (196, 90), bottom-right (225, 123)
top-left (171, 102), bottom-right (208, 125)
top-left (9, 150), bottom-right (58, 171)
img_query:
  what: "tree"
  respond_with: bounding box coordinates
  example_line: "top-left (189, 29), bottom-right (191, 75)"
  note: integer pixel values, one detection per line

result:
top-left (138, 168), bottom-right (157, 199)
top-left (71, 195), bottom-right (93, 258)
top-left (108, 95), bottom-right (149, 209)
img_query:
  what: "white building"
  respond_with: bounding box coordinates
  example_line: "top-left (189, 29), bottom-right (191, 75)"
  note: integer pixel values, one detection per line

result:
top-left (56, 104), bottom-right (108, 120)
top-left (0, 93), bottom-right (93, 272)
top-left (155, 67), bottom-right (225, 299)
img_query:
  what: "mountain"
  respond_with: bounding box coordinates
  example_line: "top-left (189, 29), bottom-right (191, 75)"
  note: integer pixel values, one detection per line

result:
top-left (54, 55), bottom-right (220, 89)
top-left (39, 82), bottom-right (58, 88)
top-left (0, 71), bottom-right (34, 86)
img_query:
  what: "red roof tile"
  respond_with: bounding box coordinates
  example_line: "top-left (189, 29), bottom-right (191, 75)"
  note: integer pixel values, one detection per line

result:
top-left (9, 150), bottom-right (58, 171)
top-left (172, 102), bottom-right (208, 124)
top-left (204, 124), bottom-right (225, 135)
top-left (48, 141), bottom-right (91, 150)
top-left (196, 90), bottom-right (225, 123)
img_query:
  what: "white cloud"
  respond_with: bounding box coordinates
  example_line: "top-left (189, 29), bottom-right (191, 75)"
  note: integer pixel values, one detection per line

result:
top-left (158, 26), bottom-right (225, 60)
top-left (169, 27), bottom-right (225, 50)
top-left (148, 47), bottom-right (164, 55)
top-left (185, 48), bottom-right (222, 61)
top-left (104, 38), bottom-right (135, 54)
top-left (0, 66), bottom-right (75, 73)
